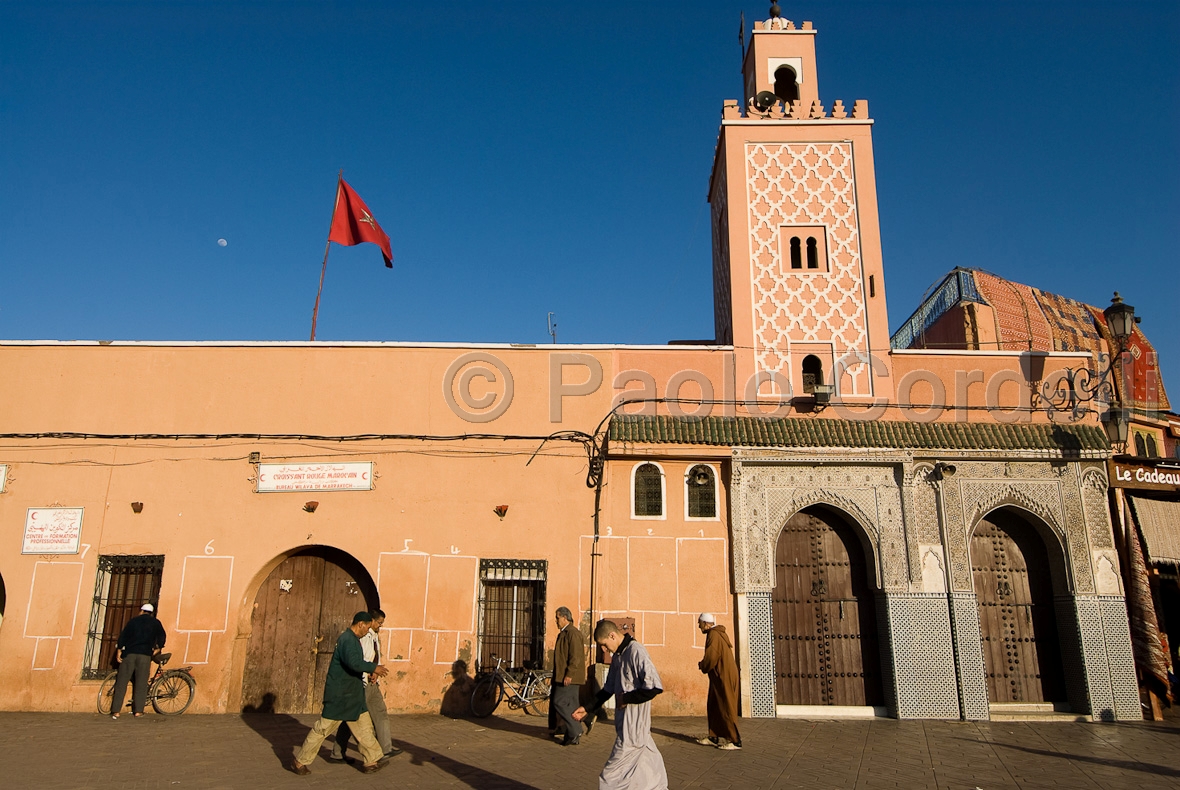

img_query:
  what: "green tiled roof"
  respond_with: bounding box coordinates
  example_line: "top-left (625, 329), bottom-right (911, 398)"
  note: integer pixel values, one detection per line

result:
top-left (608, 415), bottom-right (1108, 453)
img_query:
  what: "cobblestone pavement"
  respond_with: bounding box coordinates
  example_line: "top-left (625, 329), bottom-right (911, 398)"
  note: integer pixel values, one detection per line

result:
top-left (3, 710), bottom-right (1180, 789)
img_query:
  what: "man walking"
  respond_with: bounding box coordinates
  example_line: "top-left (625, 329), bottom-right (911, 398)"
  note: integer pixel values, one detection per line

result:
top-left (552, 606), bottom-right (587, 746)
top-left (291, 612), bottom-right (389, 775)
top-left (696, 613), bottom-right (742, 750)
top-left (573, 620), bottom-right (667, 790)
top-left (109, 602), bottom-right (166, 719)
top-left (329, 609), bottom-right (400, 761)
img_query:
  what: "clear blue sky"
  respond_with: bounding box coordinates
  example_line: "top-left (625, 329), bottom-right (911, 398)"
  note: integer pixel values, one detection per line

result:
top-left (2, 2), bottom-right (1177, 396)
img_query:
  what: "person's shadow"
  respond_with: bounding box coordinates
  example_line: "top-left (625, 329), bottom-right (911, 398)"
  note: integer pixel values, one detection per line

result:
top-left (241, 693), bottom-right (309, 765)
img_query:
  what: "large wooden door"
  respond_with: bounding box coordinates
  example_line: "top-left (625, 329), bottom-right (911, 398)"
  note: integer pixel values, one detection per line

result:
top-left (241, 549), bottom-right (376, 713)
top-left (772, 508), bottom-right (882, 706)
top-left (972, 512), bottom-right (1065, 704)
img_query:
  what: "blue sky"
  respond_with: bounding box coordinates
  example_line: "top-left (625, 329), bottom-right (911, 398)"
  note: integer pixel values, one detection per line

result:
top-left (1, 1), bottom-right (1177, 396)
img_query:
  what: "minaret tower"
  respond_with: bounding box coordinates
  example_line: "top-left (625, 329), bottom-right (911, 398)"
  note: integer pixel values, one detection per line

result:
top-left (710, 4), bottom-right (894, 406)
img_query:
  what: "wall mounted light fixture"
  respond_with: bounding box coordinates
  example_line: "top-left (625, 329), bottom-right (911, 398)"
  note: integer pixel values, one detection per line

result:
top-left (493, 505), bottom-right (509, 520)
top-left (304, 501), bottom-right (319, 513)
top-left (131, 502), bottom-right (144, 513)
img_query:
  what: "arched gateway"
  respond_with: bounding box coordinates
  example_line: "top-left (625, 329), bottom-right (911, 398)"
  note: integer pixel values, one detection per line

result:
top-left (971, 508), bottom-right (1066, 704)
top-left (772, 505), bottom-right (883, 707)
top-left (241, 546), bottom-right (378, 714)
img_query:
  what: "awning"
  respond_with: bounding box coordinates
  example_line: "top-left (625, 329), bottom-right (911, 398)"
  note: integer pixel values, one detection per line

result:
top-left (1130, 496), bottom-right (1180, 565)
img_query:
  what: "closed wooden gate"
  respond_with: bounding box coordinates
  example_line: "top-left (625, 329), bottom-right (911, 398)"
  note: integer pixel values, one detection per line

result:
top-left (972, 512), bottom-right (1065, 704)
top-left (772, 507), bottom-right (882, 706)
top-left (241, 548), bottom-right (377, 713)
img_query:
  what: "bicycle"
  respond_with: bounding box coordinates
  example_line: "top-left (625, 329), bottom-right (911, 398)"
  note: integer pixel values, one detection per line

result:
top-left (97, 652), bottom-right (197, 716)
top-left (469, 654), bottom-right (551, 718)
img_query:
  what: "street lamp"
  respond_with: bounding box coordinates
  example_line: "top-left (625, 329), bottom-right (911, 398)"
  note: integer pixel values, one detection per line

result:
top-left (1103, 292), bottom-right (1137, 347)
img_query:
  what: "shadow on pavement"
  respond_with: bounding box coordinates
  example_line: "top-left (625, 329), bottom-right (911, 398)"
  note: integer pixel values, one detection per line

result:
top-left (982, 739), bottom-right (1180, 777)
top-left (651, 726), bottom-right (703, 745)
top-left (399, 739), bottom-right (543, 790)
top-left (240, 694), bottom-right (308, 766)
top-left (463, 714), bottom-right (554, 742)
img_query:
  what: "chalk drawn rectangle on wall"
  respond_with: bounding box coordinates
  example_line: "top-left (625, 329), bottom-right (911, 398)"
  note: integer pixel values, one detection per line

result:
top-left (22, 508), bottom-right (84, 554)
top-left (378, 553), bottom-right (428, 631)
top-left (256, 463), bottom-right (374, 493)
top-left (184, 632), bottom-right (212, 664)
top-left (32, 638), bottom-right (59, 670)
top-left (425, 556), bottom-right (478, 632)
top-left (24, 562), bottom-right (84, 638)
top-left (177, 556), bottom-right (233, 632)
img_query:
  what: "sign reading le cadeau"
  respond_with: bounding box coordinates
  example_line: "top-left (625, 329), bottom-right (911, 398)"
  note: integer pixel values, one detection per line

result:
top-left (256, 463), bottom-right (374, 493)
top-left (23, 507), bottom-right (84, 554)
top-left (1108, 460), bottom-right (1180, 493)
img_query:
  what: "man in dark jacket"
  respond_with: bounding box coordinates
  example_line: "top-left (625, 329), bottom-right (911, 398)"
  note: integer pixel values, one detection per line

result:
top-left (552, 606), bottom-right (587, 746)
top-left (110, 602), bottom-right (166, 719)
top-left (291, 612), bottom-right (390, 775)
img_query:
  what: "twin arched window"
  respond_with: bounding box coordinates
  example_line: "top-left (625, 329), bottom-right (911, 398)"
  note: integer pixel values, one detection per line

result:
top-left (631, 463), bottom-right (718, 519)
top-left (788, 235), bottom-right (821, 269)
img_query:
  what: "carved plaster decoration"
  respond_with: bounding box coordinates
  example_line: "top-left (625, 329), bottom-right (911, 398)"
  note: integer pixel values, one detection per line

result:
top-left (1080, 465), bottom-right (1115, 551)
top-left (903, 463), bottom-right (942, 590)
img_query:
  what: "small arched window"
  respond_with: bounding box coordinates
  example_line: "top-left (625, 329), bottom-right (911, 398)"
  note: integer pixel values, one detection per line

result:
top-left (1134, 434), bottom-right (1148, 457)
top-left (774, 66), bottom-right (799, 104)
top-left (1146, 435), bottom-right (1158, 457)
top-left (633, 463), bottom-right (664, 517)
top-left (806, 237), bottom-right (819, 268)
top-left (802, 355), bottom-right (823, 394)
top-left (789, 237), bottom-right (802, 268)
top-left (686, 465), bottom-right (717, 519)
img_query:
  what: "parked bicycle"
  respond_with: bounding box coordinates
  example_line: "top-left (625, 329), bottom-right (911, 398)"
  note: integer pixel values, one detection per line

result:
top-left (97, 652), bottom-right (196, 716)
top-left (470, 654), bottom-right (551, 718)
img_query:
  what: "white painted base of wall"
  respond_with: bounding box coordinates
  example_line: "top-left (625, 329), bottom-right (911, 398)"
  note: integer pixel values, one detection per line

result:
top-left (774, 705), bottom-right (888, 719)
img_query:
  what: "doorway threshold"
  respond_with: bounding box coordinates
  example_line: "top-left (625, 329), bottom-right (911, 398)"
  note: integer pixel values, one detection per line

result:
top-left (988, 702), bottom-right (1085, 722)
top-left (775, 705), bottom-right (889, 719)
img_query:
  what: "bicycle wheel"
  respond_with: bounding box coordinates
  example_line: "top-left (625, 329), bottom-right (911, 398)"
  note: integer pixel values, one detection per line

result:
top-left (97, 671), bottom-right (118, 715)
top-left (470, 677), bottom-right (503, 718)
top-left (150, 671), bottom-right (195, 715)
top-left (524, 675), bottom-right (552, 716)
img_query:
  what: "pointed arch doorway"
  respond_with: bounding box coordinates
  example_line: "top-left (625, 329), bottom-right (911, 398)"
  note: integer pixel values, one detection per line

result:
top-left (772, 505), bottom-right (883, 707)
top-left (971, 508), bottom-right (1066, 705)
top-left (240, 546), bottom-right (378, 714)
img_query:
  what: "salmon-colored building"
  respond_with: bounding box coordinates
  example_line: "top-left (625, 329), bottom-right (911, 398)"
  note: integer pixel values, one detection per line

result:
top-left (0, 9), bottom-right (1146, 722)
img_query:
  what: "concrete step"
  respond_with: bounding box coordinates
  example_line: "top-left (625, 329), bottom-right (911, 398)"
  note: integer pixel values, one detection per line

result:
top-left (989, 702), bottom-right (1086, 722)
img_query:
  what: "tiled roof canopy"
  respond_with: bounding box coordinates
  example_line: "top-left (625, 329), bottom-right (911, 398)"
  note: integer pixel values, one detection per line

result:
top-left (608, 415), bottom-right (1108, 454)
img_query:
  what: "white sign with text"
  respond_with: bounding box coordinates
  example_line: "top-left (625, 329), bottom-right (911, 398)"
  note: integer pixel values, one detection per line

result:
top-left (23, 507), bottom-right (84, 554)
top-left (256, 463), bottom-right (374, 493)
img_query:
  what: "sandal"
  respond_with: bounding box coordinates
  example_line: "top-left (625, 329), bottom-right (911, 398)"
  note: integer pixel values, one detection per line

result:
top-left (110, 714), bottom-right (119, 720)
top-left (133, 712), bottom-right (144, 718)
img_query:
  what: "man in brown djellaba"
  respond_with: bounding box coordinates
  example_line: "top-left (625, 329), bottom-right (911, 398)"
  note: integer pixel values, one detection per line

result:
top-left (695, 613), bottom-right (741, 750)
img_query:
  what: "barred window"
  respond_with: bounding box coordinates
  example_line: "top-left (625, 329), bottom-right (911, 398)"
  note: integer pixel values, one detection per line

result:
top-left (802, 355), bottom-right (823, 394)
top-left (477, 559), bottom-right (546, 671)
top-left (633, 463), bottom-right (664, 517)
top-left (687, 464), bottom-right (717, 519)
top-left (82, 555), bottom-right (164, 679)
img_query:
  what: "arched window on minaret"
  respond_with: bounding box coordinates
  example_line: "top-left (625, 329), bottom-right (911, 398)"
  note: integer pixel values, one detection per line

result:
top-left (774, 65), bottom-right (799, 104)
top-left (802, 355), bottom-right (823, 394)
top-left (789, 237), bottom-right (802, 268)
top-left (806, 237), bottom-right (819, 269)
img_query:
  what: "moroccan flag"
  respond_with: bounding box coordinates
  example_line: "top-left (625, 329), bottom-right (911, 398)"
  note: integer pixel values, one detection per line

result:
top-left (328, 178), bottom-right (393, 267)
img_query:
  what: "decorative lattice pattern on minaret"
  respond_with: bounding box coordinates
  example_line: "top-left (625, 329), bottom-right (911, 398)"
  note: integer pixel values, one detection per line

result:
top-left (745, 141), bottom-right (870, 394)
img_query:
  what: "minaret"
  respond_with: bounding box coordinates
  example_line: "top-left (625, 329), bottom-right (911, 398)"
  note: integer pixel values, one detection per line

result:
top-left (709, 4), bottom-right (894, 407)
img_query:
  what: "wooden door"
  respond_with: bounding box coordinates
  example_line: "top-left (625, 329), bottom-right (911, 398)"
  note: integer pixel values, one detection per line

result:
top-left (972, 513), bottom-right (1065, 704)
top-left (241, 551), bottom-right (374, 714)
top-left (772, 508), bottom-right (882, 706)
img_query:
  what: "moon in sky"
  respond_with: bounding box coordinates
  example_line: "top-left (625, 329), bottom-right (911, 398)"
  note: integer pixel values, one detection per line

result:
top-left (217, 238), bottom-right (228, 247)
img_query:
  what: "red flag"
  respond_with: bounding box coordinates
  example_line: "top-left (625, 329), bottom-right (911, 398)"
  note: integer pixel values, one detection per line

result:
top-left (328, 178), bottom-right (393, 267)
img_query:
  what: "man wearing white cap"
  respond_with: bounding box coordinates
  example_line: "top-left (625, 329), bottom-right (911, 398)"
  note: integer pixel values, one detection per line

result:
top-left (109, 603), bottom-right (167, 719)
top-left (696, 613), bottom-right (741, 750)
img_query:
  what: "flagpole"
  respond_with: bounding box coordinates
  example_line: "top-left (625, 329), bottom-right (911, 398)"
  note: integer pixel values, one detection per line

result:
top-left (310, 171), bottom-right (344, 341)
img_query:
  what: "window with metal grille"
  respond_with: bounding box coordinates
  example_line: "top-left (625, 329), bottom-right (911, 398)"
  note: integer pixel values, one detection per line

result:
top-left (81, 555), bottom-right (164, 679)
top-left (633, 463), bottom-right (664, 517)
top-left (477, 559), bottom-right (546, 671)
top-left (802, 354), bottom-right (823, 394)
top-left (687, 464), bottom-right (717, 519)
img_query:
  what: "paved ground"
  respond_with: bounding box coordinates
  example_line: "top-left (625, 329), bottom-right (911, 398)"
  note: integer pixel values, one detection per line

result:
top-left (3, 710), bottom-right (1180, 789)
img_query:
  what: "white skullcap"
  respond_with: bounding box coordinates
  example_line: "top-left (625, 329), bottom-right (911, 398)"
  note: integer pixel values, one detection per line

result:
top-left (141, 603), bottom-right (155, 612)
top-left (698, 612), bottom-right (715, 624)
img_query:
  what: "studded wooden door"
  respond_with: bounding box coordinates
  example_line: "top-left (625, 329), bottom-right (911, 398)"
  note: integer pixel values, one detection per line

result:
top-left (772, 508), bottom-right (882, 706)
top-left (972, 513), bottom-right (1065, 704)
top-left (241, 550), bottom-right (376, 714)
